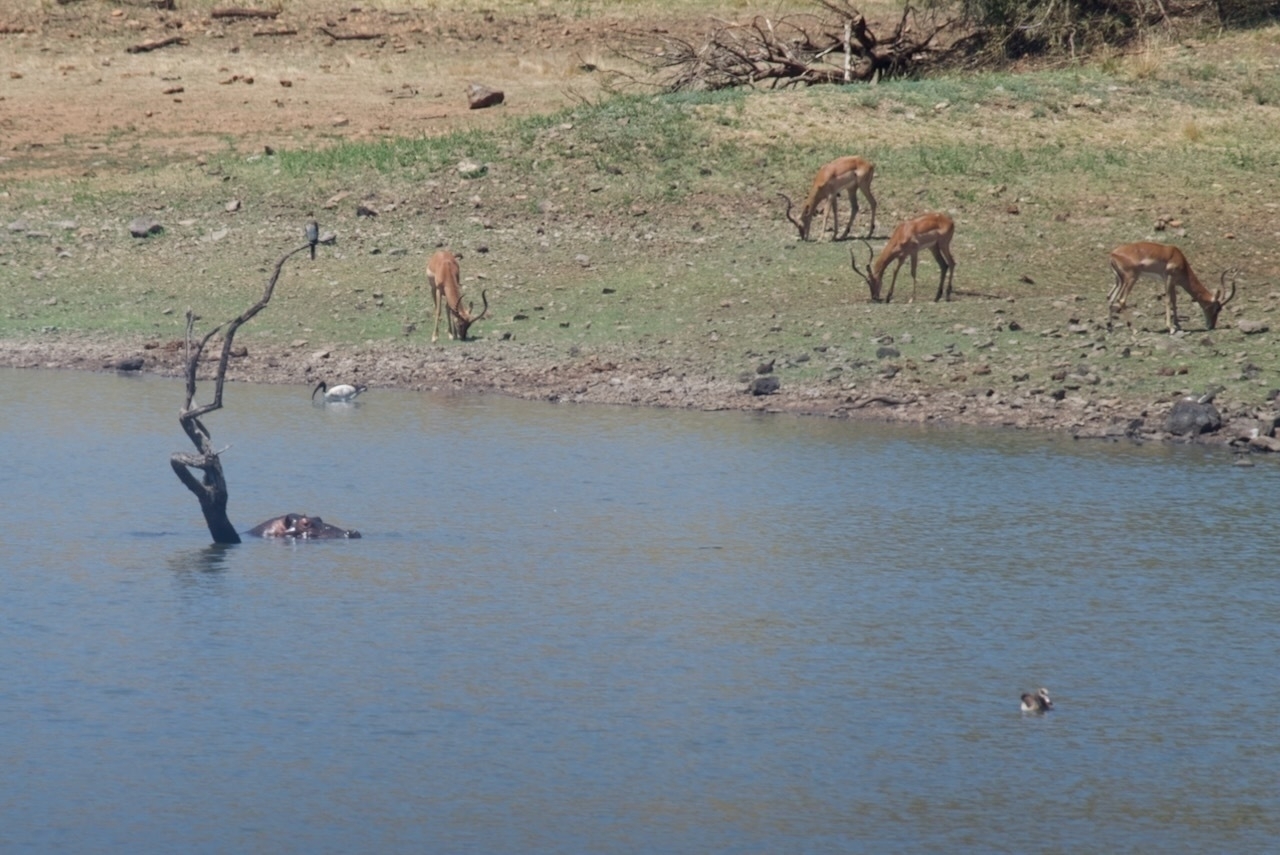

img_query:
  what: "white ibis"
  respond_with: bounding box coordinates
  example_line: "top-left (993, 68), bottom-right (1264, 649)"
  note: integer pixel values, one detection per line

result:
top-left (312, 381), bottom-right (367, 403)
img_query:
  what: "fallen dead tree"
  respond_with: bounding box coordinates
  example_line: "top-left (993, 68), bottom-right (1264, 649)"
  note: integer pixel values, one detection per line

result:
top-left (610, 0), bottom-right (971, 91)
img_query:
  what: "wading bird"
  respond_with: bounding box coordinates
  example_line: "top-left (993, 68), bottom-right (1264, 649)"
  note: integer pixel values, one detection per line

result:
top-left (312, 381), bottom-right (367, 403)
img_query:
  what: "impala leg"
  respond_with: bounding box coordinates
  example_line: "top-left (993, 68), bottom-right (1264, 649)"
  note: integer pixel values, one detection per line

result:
top-left (908, 254), bottom-right (921, 303)
top-left (931, 245), bottom-right (952, 302)
top-left (1165, 274), bottom-right (1180, 333)
top-left (429, 279), bottom-right (443, 344)
top-left (840, 188), bottom-right (857, 241)
top-left (1116, 276), bottom-right (1137, 310)
top-left (887, 259), bottom-right (906, 303)
top-left (863, 185), bottom-right (877, 238)
top-left (1107, 265), bottom-right (1122, 308)
top-left (825, 196), bottom-right (839, 241)
top-left (1107, 262), bottom-right (1130, 310)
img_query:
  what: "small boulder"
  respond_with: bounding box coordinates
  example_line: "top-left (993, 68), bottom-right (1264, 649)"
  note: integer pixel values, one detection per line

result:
top-left (128, 218), bottom-right (164, 238)
top-left (748, 376), bottom-right (780, 396)
top-left (1165, 398), bottom-right (1221, 436)
top-left (467, 82), bottom-right (505, 110)
top-left (1227, 417), bottom-right (1277, 442)
top-left (1248, 435), bottom-right (1280, 453)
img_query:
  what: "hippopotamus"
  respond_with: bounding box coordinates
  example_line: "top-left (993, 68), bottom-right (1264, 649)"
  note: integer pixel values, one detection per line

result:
top-left (247, 513), bottom-right (361, 540)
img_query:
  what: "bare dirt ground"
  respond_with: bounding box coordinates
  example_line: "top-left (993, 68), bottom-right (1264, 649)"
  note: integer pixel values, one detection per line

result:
top-left (1, 3), bottom-right (646, 176)
top-left (1, 3), bottom-right (1269, 447)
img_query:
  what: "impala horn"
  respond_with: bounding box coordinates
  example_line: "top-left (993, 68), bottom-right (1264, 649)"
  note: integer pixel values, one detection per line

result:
top-left (470, 289), bottom-right (490, 323)
top-left (1218, 269), bottom-right (1238, 307)
top-left (778, 192), bottom-right (805, 238)
top-left (849, 240), bottom-right (879, 302)
top-left (450, 289), bottom-right (490, 340)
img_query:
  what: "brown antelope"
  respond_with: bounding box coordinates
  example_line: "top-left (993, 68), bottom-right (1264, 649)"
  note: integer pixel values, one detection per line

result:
top-left (850, 212), bottom-right (956, 303)
top-left (1107, 242), bottom-right (1237, 334)
top-left (780, 156), bottom-right (877, 241)
top-left (426, 249), bottom-right (490, 343)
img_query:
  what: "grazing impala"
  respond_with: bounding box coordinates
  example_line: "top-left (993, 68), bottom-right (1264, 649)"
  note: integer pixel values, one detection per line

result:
top-left (850, 212), bottom-right (956, 303)
top-left (427, 249), bottom-right (490, 342)
top-left (780, 156), bottom-right (877, 241)
top-left (1108, 242), bottom-right (1237, 333)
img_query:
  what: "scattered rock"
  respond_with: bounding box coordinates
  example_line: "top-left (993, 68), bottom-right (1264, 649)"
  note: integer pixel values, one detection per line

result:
top-left (748, 376), bottom-right (780, 396)
top-left (1248, 435), bottom-right (1280, 453)
top-left (1165, 398), bottom-right (1221, 436)
top-left (467, 82), bottom-right (505, 109)
top-left (128, 218), bottom-right (163, 238)
top-left (1236, 319), bottom-right (1269, 335)
top-left (1223, 414), bottom-right (1274, 440)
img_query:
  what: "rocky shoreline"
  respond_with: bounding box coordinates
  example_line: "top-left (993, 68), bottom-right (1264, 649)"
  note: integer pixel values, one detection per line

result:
top-left (4, 333), bottom-right (1273, 455)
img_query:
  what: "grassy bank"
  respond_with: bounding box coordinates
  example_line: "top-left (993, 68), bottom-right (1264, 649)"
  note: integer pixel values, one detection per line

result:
top-left (3, 6), bottom-right (1280, 424)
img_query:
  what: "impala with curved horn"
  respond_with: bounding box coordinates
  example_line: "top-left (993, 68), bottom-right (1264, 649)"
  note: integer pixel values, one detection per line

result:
top-left (427, 249), bottom-right (490, 343)
top-left (1107, 242), bottom-right (1237, 333)
top-left (850, 212), bottom-right (956, 303)
top-left (780, 156), bottom-right (877, 242)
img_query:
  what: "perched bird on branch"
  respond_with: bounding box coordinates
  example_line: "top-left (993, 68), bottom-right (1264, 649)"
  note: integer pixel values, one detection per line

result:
top-left (305, 219), bottom-right (319, 259)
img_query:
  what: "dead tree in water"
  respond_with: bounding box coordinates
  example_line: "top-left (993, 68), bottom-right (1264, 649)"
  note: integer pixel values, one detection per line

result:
top-left (170, 240), bottom-right (314, 544)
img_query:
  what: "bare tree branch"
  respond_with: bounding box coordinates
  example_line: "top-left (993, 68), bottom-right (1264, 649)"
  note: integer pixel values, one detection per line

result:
top-left (609, 1), bottom-right (966, 92)
top-left (170, 242), bottom-right (312, 544)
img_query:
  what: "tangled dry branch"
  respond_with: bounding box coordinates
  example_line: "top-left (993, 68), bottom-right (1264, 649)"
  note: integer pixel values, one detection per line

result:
top-left (610, 1), bottom-right (968, 92)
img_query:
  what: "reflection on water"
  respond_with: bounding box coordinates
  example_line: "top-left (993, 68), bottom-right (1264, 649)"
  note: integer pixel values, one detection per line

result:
top-left (1, 368), bottom-right (1278, 853)
top-left (166, 544), bottom-right (234, 578)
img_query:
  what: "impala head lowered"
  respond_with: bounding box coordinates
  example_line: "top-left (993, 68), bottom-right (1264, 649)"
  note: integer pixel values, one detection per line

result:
top-left (850, 212), bottom-right (956, 303)
top-left (1107, 242), bottom-right (1237, 333)
top-left (427, 249), bottom-right (490, 342)
top-left (780, 156), bottom-right (877, 242)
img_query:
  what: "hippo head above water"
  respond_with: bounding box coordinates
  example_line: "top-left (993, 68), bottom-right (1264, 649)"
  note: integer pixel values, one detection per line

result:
top-left (248, 513), bottom-right (361, 540)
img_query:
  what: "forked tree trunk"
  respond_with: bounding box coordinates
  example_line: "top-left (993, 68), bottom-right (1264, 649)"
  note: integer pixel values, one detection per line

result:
top-left (170, 242), bottom-right (311, 544)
